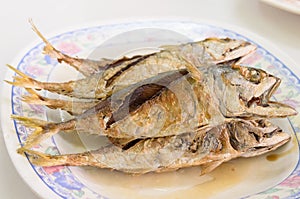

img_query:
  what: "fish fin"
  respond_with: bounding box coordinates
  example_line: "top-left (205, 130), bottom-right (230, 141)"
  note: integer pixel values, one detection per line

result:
top-left (22, 88), bottom-right (98, 115)
top-left (200, 160), bottom-right (224, 175)
top-left (22, 88), bottom-right (51, 106)
top-left (6, 64), bottom-right (42, 89)
top-left (179, 56), bottom-right (202, 81)
top-left (29, 19), bottom-right (110, 76)
top-left (7, 64), bottom-right (30, 78)
top-left (29, 20), bottom-right (84, 72)
top-left (12, 115), bottom-right (61, 149)
top-left (29, 19), bottom-right (68, 65)
top-left (17, 148), bottom-right (100, 168)
top-left (17, 148), bottom-right (68, 166)
top-left (22, 88), bottom-right (68, 111)
top-left (29, 19), bottom-right (54, 53)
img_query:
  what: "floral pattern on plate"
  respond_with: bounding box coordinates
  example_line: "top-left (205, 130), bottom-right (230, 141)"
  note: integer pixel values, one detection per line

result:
top-left (10, 21), bottom-right (300, 199)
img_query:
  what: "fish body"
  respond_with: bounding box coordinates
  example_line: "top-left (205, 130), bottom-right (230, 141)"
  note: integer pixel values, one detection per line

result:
top-left (12, 64), bottom-right (296, 151)
top-left (9, 25), bottom-right (257, 100)
top-left (21, 119), bottom-right (290, 174)
top-left (7, 23), bottom-right (297, 174)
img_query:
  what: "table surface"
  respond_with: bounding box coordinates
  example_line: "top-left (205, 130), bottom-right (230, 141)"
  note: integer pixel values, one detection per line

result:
top-left (0, 0), bottom-right (299, 198)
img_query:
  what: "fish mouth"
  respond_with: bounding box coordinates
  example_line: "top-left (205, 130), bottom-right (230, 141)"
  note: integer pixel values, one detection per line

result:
top-left (228, 119), bottom-right (291, 157)
top-left (245, 75), bottom-right (297, 118)
top-left (242, 127), bottom-right (291, 158)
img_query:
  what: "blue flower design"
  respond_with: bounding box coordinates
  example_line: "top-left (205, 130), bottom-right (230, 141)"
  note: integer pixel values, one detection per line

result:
top-left (44, 55), bottom-right (58, 65)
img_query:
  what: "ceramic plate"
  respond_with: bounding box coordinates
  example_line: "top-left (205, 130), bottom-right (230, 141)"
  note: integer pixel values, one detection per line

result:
top-left (2, 21), bottom-right (300, 199)
top-left (261, 0), bottom-right (300, 15)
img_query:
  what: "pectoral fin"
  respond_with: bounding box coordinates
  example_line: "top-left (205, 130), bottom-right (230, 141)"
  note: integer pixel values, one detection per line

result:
top-left (200, 160), bottom-right (225, 175)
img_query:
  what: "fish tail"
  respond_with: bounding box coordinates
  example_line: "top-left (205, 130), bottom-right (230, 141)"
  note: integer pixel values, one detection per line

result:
top-left (6, 65), bottom-right (75, 97)
top-left (17, 148), bottom-right (68, 166)
top-left (12, 115), bottom-right (62, 149)
top-left (17, 148), bottom-right (100, 167)
top-left (29, 19), bottom-right (87, 74)
top-left (29, 19), bottom-right (58, 58)
top-left (22, 88), bottom-right (51, 106)
top-left (29, 20), bottom-right (120, 77)
top-left (22, 88), bottom-right (98, 115)
top-left (22, 88), bottom-right (67, 110)
top-left (6, 64), bottom-right (43, 89)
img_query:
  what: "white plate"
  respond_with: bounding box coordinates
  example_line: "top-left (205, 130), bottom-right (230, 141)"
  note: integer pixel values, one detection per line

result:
top-left (2, 21), bottom-right (300, 199)
top-left (261, 0), bottom-right (300, 15)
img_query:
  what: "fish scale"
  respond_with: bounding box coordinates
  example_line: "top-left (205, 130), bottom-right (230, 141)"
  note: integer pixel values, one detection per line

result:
top-left (7, 23), bottom-right (297, 174)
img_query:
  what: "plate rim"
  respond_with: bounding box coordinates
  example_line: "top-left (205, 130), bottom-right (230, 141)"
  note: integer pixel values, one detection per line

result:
top-left (261, 0), bottom-right (300, 15)
top-left (2, 19), bottom-right (300, 199)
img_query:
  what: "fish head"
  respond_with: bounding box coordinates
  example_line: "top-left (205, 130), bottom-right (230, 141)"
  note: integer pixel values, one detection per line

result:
top-left (227, 119), bottom-right (291, 157)
top-left (201, 38), bottom-right (257, 64)
top-left (165, 38), bottom-right (257, 67)
top-left (216, 65), bottom-right (297, 118)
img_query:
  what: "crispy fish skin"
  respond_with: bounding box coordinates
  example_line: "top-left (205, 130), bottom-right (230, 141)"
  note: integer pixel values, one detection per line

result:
top-left (18, 119), bottom-right (290, 174)
top-left (8, 25), bottom-right (297, 174)
top-left (30, 20), bottom-right (147, 76)
top-left (8, 25), bottom-right (257, 100)
top-left (12, 64), bottom-right (296, 150)
top-left (31, 18), bottom-right (256, 78)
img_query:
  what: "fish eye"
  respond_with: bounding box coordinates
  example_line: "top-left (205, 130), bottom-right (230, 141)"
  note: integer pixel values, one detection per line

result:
top-left (249, 69), bottom-right (261, 83)
top-left (234, 65), bottom-right (262, 84)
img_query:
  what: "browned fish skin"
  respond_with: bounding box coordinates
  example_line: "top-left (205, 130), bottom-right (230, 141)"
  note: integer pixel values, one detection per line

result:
top-left (8, 29), bottom-right (257, 100)
top-left (31, 17), bottom-right (255, 79)
top-left (19, 119), bottom-right (290, 174)
top-left (30, 20), bottom-right (147, 77)
top-left (11, 64), bottom-right (296, 152)
top-left (8, 25), bottom-right (297, 174)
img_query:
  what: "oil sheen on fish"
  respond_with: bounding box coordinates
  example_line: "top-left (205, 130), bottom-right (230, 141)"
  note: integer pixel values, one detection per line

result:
top-left (19, 119), bottom-right (290, 175)
top-left (8, 23), bottom-right (257, 100)
top-left (7, 23), bottom-right (297, 175)
top-left (12, 64), bottom-right (296, 153)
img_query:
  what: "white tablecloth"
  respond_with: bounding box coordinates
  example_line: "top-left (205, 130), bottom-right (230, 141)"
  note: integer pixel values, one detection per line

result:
top-left (0, 0), bottom-right (299, 198)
